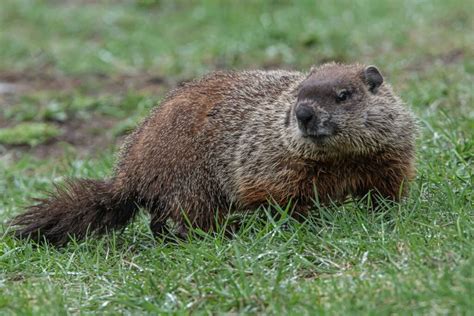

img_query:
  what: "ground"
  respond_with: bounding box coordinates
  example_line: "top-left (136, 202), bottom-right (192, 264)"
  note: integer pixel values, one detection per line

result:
top-left (0, 0), bottom-right (472, 314)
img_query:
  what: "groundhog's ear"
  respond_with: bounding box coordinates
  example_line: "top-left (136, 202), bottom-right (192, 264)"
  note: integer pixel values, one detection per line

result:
top-left (363, 65), bottom-right (383, 93)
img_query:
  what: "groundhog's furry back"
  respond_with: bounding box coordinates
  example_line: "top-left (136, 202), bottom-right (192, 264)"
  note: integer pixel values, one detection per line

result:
top-left (10, 62), bottom-right (416, 246)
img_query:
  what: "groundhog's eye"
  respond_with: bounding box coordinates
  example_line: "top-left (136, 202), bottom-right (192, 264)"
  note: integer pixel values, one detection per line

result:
top-left (336, 89), bottom-right (352, 103)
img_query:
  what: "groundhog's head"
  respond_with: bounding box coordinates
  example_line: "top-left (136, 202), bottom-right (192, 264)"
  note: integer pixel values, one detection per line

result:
top-left (288, 63), bottom-right (416, 158)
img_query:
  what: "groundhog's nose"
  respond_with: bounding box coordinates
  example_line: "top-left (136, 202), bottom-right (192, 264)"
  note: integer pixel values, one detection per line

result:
top-left (295, 105), bottom-right (314, 127)
top-left (296, 104), bottom-right (336, 140)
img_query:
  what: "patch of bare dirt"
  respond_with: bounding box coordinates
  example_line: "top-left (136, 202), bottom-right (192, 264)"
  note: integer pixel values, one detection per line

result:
top-left (1, 116), bottom-right (126, 160)
top-left (0, 69), bottom-right (172, 159)
top-left (0, 70), bottom-right (172, 96)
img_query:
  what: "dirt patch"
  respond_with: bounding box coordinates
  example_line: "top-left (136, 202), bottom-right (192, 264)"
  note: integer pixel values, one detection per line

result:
top-left (0, 70), bottom-right (172, 97)
top-left (1, 115), bottom-right (126, 160)
top-left (0, 69), bottom-right (172, 159)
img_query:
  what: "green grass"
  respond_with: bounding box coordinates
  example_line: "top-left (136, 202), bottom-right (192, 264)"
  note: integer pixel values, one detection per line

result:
top-left (0, 0), bottom-right (473, 314)
top-left (0, 123), bottom-right (61, 146)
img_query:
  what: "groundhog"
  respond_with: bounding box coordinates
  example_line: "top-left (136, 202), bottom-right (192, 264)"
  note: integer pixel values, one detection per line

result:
top-left (10, 62), bottom-right (417, 246)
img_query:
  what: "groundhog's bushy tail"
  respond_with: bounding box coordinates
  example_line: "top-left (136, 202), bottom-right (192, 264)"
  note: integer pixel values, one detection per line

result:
top-left (9, 179), bottom-right (138, 246)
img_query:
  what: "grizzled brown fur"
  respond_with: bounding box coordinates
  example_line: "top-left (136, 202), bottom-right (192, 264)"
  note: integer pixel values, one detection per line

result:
top-left (10, 63), bottom-right (416, 246)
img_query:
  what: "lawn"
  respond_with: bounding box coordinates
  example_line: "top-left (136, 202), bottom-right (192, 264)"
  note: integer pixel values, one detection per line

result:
top-left (0, 0), bottom-right (472, 314)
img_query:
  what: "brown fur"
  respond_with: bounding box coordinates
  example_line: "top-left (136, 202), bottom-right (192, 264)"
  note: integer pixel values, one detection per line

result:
top-left (9, 63), bottom-right (417, 246)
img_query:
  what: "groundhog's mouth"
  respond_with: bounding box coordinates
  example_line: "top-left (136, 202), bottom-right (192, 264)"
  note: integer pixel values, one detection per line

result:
top-left (298, 124), bottom-right (338, 147)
